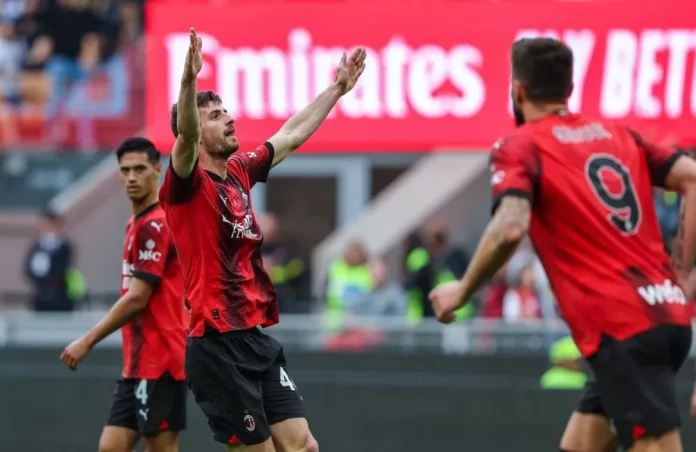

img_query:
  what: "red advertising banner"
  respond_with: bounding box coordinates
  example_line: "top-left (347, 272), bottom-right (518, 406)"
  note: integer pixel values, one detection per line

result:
top-left (145, 1), bottom-right (696, 153)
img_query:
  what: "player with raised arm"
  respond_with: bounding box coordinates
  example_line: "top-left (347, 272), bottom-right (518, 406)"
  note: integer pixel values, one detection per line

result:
top-left (429, 37), bottom-right (696, 452)
top-left (159, 28), bottom-right (365, 451)
top-left (60, 137), bottom-right (188, 452)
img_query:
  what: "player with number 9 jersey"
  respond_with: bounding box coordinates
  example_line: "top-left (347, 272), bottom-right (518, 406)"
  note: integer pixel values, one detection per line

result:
top-left (430, 38), bottom-right (696, 452)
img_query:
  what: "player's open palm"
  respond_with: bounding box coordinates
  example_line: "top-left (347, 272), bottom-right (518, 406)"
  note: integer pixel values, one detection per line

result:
top-left (182, 27), bottom-right (203, 83)
top-left (335, 47), bottom-right (366, 95)
top-left (429, 281), bottom-right (466, 324)
top-left (60, 336), bottom-right (91, 371)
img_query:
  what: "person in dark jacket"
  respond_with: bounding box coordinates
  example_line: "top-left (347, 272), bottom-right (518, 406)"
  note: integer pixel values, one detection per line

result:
top-left (24, 208), bottom-right (74, 311)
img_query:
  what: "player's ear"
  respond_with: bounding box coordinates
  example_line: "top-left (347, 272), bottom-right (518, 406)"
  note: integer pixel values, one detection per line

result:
top-left (512, 80), bottom-right (525, 106)
top-left (154, 163), bottom-right (162, 177)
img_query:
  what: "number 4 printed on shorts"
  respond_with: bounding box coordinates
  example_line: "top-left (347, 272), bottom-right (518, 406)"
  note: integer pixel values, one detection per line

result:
top-left (135, 379), bottom-right (148, 405)
top-left (279, 367), bottom-right (297, 391)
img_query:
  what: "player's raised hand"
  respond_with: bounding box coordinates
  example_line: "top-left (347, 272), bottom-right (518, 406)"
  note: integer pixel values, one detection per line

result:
top-left (60, 336), bottom-right (92, 371)
top-left (334, 47), bottom-right (366, 95)
top-left (182, 27), bottom-right (203, 83)
top-left (429, 281), bottom-right (466, 324)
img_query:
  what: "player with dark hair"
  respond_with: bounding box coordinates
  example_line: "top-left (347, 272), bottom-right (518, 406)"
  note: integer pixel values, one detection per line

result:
top-left (159, 28), bottom-right (365, 451)
top-left (430, 37), bottom-right (696, 452)
top-left (61, 137), bottom-right (188, 452)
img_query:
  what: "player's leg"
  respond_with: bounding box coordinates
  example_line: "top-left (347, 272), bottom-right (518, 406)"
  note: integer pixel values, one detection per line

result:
top-left (185, 333), bottom-right (277, 450)
top-left (100, 380), bottom-right (140, 452)
top-left (262, 347), bottom-right (318, 452)
top-left (589, 326), bottom-right (691, 452)
top-left (559, 379), bottom-right (618, 452)
top-left (138, 374), bottom-right (188, 452)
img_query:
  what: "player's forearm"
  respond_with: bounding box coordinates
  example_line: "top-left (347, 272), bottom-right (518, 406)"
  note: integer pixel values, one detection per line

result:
top-left (460, 197), bottom-right (529, 302)
top-left (672, 186), bottom-right (696, 284)
top-left (460, 224), bottom-right (521, 302)
top-left (176, 79), bottom-right (201, 145)
top-left (272, 83), bottom-right (342, 163)
top-left (84, 294), bottom-right (148, 348)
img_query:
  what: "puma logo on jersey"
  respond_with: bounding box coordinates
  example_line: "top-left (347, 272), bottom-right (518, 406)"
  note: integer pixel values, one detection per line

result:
top-left (637, 280), bottom-right (686, 306)
top-left (149, 221), bottom-right (163, 232)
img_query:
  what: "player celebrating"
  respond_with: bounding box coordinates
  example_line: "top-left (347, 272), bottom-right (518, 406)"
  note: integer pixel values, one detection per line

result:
top-left (430, 37), bottom-right (696, 452)
top-left (159, 28), bottom-right (365, 451)
top-left (60, 137), bottom-right (188, 452)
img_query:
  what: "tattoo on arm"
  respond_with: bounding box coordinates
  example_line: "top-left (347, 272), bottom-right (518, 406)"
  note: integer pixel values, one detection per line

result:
top-left (491, 196), bottom-right (532, 246)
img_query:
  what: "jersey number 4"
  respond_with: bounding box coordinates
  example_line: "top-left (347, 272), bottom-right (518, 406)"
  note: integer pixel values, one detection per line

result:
top-left (586, 154), bottom-right (641, 235)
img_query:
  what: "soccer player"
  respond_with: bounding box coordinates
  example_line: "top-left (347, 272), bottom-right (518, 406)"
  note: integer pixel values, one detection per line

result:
top-left (159, 28), bottom-right (365, 451)
top-left (429, 37), bottom-right (696, 452)
top-left (60, 137), bottom-right (188, 452)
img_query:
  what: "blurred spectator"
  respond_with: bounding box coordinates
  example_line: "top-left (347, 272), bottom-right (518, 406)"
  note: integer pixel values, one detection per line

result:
top-left (540, 336), bottom-right (587, 390)
top-left (405, 218), bottom-right (472, 323)
top-left (502, 263), bottom-right (541, 322)
top-left (654, 188), bottom-right (680, 249)
top-left (325, 240), bottom-right (373, 330)
top-left (23, 208), bottom-right (77, 311)
top-left (354, 259), bottom-right (407, 317)
top-left (481, 263), bottom-right (508, 318)
top-left (507, 247), bottom-right (556, 319)
top-left (258, 212), bottom-right (308, 312)
top-left (29, 0), bottom-right (104, 146)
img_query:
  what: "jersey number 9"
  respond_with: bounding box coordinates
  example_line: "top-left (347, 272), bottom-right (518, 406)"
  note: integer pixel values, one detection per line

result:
top-left (586, 154), bottom-right (641, 235)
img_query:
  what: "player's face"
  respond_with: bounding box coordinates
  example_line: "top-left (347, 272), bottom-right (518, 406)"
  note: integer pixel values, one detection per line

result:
top-left (511, 80), bottom-right (526, 127)
top-left (199, 102), bottom-right (239, 159)
top-left (118, 152), bottom-right (161, 202)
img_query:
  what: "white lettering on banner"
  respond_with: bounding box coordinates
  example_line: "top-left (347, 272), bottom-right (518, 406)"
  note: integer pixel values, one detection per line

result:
top-left (164, 29), bottom-right (485, 120)
top-left (164, 27), bottom-right (696, 123)
top-left (601, 29), bottom-right (696, 119)
top-left (511, 29), bottom-right (596, 114)
top-left (637, 280), bottom-right (686, 306)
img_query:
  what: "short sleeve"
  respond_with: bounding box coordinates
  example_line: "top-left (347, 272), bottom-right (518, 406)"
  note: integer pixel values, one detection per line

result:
top-left (489, 135), bottom-right (541, 214)
top-left (132, 219), bottom-right (171, 284)
top-left (227, 142), bottom-right (275, 187)
top-left (628, 129), bottom-right (685, 188)
top-left (159, 159), bottom-right (204, 205)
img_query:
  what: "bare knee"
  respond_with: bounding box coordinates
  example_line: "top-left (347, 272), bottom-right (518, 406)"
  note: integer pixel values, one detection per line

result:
top-left (98, 426), bottom-right (138, 452)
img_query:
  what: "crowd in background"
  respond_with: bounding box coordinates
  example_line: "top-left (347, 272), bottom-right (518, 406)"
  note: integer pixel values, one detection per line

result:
top-left (0, 0), bottom-right (142, 149)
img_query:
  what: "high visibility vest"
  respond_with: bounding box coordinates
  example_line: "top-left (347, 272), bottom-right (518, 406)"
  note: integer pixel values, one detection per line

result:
top-left (406, 247), bottom-right (473, 324)
top-left (326, 259), bottom-right (373, 331)
top-left (540, 367), bottom-right (587, 390)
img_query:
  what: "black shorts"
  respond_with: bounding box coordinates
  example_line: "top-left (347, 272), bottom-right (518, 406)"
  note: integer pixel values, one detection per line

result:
top-left (577, 324), bottom-right (692, 450)
top-left (106, 372), bottom-right (187, 436)
top-left (185, 328), bottom-right (305, 446)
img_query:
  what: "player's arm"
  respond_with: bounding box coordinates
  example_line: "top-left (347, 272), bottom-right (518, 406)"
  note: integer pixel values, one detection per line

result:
top-left (267, 48), bottom-right (366, 167)
top-left (171, 28), bottom-right (203, 179)
top-left (460, 196), bottom-right (531, 299)
top-left (60, 278), bottom-right (155, 370)
top-left (87, 279), bottom-right (154, 348)
top-left (429, 135), bottom-right (539, 322)
top-left (631, 130), bottom-right (696, 286)
top-left (664, 152), bottom-right (696, 287)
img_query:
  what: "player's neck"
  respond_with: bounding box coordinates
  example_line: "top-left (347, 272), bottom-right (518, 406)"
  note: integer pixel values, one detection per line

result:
top-left (524, 103), bottom-right (568, 123)
top-left (131, 193), bottom-right (158, 217)
top-left (199, 155), bottom-right (227, 180)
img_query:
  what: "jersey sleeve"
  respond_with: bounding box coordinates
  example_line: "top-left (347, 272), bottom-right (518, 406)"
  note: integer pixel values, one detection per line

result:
top-left (159, 159), bottom-right (205, 204)
top-left (227, 142), bottom-right (275, 187)
top-left (628, 129), bottom-right (685, 188)
top-left (132, 219), bottom-right (172, 284)
top-left (489, 134), bottom-right (541, 214)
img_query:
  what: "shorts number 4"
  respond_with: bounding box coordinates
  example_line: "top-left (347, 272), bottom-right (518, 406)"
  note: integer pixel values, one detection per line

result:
top-left (279, 367), bottom-right (297, 391)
